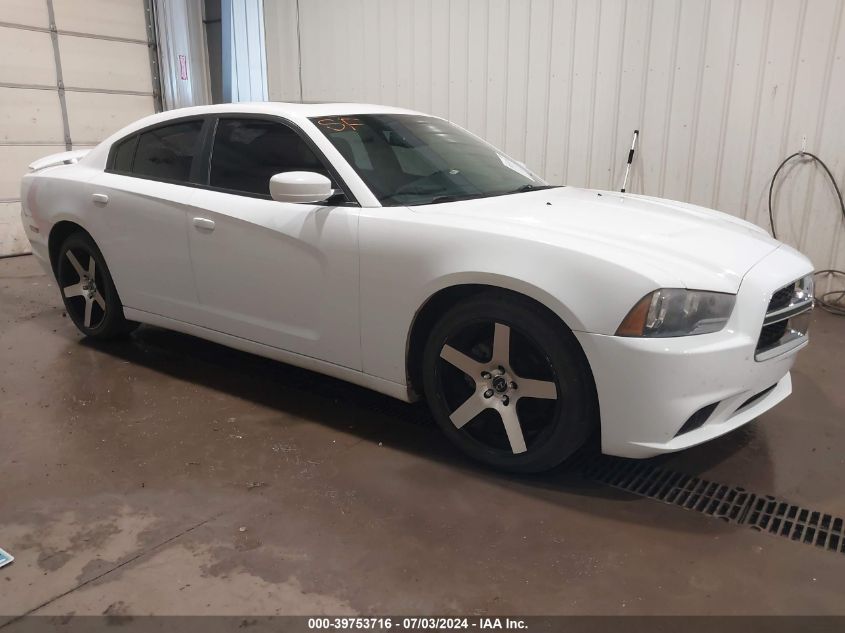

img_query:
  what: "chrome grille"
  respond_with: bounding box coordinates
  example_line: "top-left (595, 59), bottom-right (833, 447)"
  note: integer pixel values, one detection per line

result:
top-left (758, 321), bottom-right (789, 350)
top-left (755, 276), bottom-right (814, 361)
top-left (767, 284), bottom-right (795, 312)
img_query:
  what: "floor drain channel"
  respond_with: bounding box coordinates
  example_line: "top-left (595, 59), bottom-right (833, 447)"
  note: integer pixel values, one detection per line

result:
top-left (746, 497), bottom-right (845, 551)
top-left (579, 456), bottom-right (845, 556)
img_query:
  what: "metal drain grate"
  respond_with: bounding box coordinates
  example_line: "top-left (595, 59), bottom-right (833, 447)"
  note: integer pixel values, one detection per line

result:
top-left (579, 455), bottom-right (845, 556)
top-left (746, 496), bottom-right (845, 553)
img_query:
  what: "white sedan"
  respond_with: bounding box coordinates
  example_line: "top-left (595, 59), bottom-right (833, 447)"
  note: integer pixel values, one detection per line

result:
top-left (20, 102), bottom-right (814, 472)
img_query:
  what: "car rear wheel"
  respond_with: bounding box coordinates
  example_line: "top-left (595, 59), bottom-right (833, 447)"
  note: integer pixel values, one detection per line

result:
top-left (422, 292), bottom-right (597, 473)
top-left (56, 232), bottom-right (137, 339)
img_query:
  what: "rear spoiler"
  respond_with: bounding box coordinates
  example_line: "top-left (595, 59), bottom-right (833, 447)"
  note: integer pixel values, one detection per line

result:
top-left (28, 149), bottom-right (90, 172)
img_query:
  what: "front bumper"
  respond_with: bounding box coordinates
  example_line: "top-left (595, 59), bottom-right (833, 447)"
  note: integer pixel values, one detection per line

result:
top-left (576, 245), bottom-right (813, 459)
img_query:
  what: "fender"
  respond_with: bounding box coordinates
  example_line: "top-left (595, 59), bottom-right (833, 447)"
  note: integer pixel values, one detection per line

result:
top-left (412, 271), bottom-right (587, 335)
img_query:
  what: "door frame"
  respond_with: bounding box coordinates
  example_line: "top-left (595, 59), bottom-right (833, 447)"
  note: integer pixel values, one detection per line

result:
top-left (103, 112), bottom-right (361, 207)
top-left (195, 113), bottom-right (361, 206)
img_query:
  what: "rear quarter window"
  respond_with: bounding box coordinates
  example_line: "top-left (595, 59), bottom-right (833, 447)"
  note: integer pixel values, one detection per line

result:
top-left (111, 135), bottom-right (138, 172)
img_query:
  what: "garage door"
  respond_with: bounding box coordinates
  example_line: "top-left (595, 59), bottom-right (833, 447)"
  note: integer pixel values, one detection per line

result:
top-left (0, 0), bottom-right (159, 256)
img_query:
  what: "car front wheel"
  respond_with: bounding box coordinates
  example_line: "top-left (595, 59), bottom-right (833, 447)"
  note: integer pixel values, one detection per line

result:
top-left (422, 292), bottom-right (597, 473)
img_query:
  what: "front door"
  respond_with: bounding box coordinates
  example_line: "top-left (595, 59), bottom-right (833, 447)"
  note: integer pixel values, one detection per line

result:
top-left (186, 117), bottom-right (361, 370)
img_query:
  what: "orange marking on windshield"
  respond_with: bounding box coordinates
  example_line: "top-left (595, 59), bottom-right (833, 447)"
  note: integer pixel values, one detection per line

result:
top-left (317, 117), bottom-right (364, 132)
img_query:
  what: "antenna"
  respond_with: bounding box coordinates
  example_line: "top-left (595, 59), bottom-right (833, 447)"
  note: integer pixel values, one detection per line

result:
top-left (621, 130), bottom-right (640, 194)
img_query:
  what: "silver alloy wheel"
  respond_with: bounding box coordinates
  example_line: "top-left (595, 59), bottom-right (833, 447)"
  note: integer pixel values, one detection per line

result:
top-left (61, 249), bottom-right (106, 328)
top-left (439, 323), bottom-right (558, 454)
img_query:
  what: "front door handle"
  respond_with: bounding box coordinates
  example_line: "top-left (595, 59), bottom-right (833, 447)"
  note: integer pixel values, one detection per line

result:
top-left (192, 217), bottom-right (215, 231)
top-left (92, 193), bottom-right (109, 205)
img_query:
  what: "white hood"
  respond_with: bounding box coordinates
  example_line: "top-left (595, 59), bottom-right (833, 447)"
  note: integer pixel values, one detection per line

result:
top-left (420, 187), bottom-right (782, 293)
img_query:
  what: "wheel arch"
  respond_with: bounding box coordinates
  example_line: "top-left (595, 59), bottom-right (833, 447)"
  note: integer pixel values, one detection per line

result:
top-left (48, 220), bottom-right (93, 274)
top-left (404, 276), bottom-right (595, 402)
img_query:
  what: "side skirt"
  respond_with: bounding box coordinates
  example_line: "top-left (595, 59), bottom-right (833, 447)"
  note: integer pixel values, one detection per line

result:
top-left (122, 307), bottom-right (413, 402)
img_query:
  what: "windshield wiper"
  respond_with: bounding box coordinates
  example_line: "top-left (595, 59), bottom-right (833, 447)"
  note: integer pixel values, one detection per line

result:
top-left (404, 187), bottom-right (558, 206)
top-left (506, 184), bottom-right (560, 194)
top-left (422, 193), bottom-right (487, 205)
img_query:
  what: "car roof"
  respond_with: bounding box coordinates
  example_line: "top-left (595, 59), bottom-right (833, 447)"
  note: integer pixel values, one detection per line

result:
top-left (80, 102), bottom-right (433, 169)
top-left (140, 101), bottom-right (427, 123)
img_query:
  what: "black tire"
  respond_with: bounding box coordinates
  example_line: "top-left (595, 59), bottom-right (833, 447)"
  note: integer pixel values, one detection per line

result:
top-left (56, 232), bottom-right (137, 339)
top-left (422, 292), bottom-right (597, 473)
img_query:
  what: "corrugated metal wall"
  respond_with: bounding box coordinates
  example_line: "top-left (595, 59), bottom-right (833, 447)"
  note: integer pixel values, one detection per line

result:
top-left (265, 0), bottom-right (845, 272)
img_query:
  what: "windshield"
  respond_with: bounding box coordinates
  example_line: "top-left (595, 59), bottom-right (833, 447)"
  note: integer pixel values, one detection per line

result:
top-left (309, 114), bottom-right (554, 206)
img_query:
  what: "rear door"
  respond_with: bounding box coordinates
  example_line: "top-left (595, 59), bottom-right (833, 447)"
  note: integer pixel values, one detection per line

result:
top-left (90, 118), bottom-right (206, 323)
top-left (186, 116), bottom-right (361, 369)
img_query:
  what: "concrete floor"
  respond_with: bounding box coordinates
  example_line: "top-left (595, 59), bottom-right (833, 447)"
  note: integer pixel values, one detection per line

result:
top-left (1, 253), bottom-right (845, 618)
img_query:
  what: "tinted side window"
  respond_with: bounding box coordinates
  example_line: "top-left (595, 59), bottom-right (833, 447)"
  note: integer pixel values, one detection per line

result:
top-left (210, 119), bottom-right (334, 196)
top-left (112, 135), bottom-right (138, 172)
top-left (133, 120), bottom-right (203, 182)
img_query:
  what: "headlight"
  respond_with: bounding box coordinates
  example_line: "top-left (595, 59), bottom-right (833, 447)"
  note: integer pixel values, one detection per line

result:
top-left (616, 289), bottom-right (736, 337)
top-left (796, 274), bottom-right (814, 303)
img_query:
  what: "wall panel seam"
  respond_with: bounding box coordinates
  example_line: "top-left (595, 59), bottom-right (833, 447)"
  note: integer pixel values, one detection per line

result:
top-left (609, 0), bottom-right (628, 189)
top-left (44, 0), bottom-right (72, 151)
top-left (739, 0), bottom-right (774, 219)
top-left (798, 0), bottom-right (843, 251)
top-left (585, 0), bottom-right (602, 188)
top-left (521, 0), bottom-right (532, 158)
top-left (540, 0), bottom-right (554, 177)
top-left (711, 0), bottom-right (742, 210)
top-left (562, 0), bottom-right (578, 182)
top-left (0, 142), bottom-right (78, 147)
top-left (628, 0), bottom-right (653, 194)
top-left (684, 0), bottom-right (712, 202)
top-left (0, 82), bottom-right (154, 97)
top-left (481, 2), bottom-right (490, 137)
top-left (636, 0), bottom-right (655, 148)
top-left (0, 21), bottom-right (150, 45)
top-left (295, 0), bottom-right (303, 100)
top-left (142, 0), bottom-right (162, 111)
top-left (657, 2), bottom-right (682, 198)
top-left (777, 0), bottom-right (808, 162)
top-left (465, 0), bottom-right (471, 126)
top-left (501, 0), bottom-right (510, 143)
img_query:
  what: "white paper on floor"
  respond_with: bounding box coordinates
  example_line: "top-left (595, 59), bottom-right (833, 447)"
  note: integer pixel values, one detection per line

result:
top-left (0, 547), bottom-right (13, 568)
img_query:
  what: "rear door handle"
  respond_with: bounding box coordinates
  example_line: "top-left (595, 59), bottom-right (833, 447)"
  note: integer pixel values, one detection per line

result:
top-left (92, 193), bottom-right (109, 205)
top-left (192, 217), bottom-right (215, 231)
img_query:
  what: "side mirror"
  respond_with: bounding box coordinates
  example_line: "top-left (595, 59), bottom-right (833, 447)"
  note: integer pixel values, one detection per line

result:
top-left (269, 171), bottom-right (333, 204)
